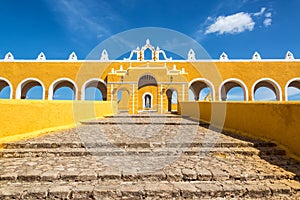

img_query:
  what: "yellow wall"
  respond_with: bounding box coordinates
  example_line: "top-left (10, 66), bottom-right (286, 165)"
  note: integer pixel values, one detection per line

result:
top-left (1, 61), bottom-right (300, 101)
top-left (0, 100), bottom-right (117, 143)
top-left (179, 101), bottom-right (300, 160)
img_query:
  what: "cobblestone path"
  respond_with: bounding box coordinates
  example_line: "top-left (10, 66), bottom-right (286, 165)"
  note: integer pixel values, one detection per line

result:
top-left (0, 113), bottom-right (300, 199)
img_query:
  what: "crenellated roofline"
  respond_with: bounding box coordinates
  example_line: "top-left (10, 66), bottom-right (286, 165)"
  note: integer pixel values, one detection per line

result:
top-left (0, 39), bottom-right (298, 62)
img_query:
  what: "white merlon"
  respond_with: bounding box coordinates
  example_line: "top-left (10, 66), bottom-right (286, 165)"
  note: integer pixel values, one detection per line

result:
top-left (100, 49), bottom-right (109, 61)
top-left (285, 51), bottom-right (294, 60)
top-left (4, 52), bottom-right (14, 61)
top-left (220, 52), bottom-right (229, 61)
top-left (36, 52), bottom-right (46, 61)
top-left (188, 49), bottom-right (196, 61)
top-left (252, 51), bottom-right (261, 60)
top-left (68, 52), bottom-right (77, 61)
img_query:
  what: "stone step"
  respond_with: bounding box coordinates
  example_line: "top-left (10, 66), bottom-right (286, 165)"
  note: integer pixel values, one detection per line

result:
top-left (0, 179), bottom-right (298, 199)
top-left (1, 141), bottom-right (277, 149)
top-left (104, 114), bottom-right (181, 118)
top-left (0, 164), bottom-right (295, 182)
top-left (0, 147), bottom-right (285, 158)
top-left (80, 121), bottom-right (198, 125)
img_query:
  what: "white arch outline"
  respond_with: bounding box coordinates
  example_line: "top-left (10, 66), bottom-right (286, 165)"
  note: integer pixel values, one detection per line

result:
top-left (48, 78), bottom-right (78, 100)
top-left (285, 78), bottom-right (300, 101)
top-left (0, 77), bottom-right (13, 99)
top-left (188, 78), bottom-right (215, 101)
top-left (252, 78), bottom-right (282, 101)
top-left (218, 78), bottom-right (249, 101)
top-left (16, 78), bottom-right (45, 100)
top-left (81, 78), bottom-right (106, 100)
top-left (142, 92), bottom-right (153, 109)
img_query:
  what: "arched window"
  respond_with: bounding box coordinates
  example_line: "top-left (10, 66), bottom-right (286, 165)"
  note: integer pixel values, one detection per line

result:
top-left (189, 78), bottom-right (215, 101)
top-left (0, 78), bottom-right (12, 99)
top-left (252, 78), bottom-right (282, 101)
top-left (143, 48), bottom-right (153, 60)
top-left (81, 79), bottom-right (107, 101)
top-left (219, 79), bottom-right (248, 101)
top-left (138, 74), bottom-right (157, 89)
top-left (49, 78), bottom-right (77, 100)
top-left (285, 78), bottom-right (300, 101)
top-left (16, 78), bottom-right (45, 100)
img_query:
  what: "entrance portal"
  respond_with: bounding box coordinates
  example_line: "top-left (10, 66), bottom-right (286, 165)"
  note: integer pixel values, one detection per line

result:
top-left (143, 93), bottom-right (152, 109)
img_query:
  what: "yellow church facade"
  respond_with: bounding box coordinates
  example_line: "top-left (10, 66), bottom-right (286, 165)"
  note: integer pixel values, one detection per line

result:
top-left (0, 40), bottom-right (300, 114)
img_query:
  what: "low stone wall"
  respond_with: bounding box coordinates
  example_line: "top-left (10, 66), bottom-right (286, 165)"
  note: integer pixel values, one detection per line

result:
top-left (0, 100), bottom-right (117, 143)
top-left (179, 101), bottom-right (300, 160)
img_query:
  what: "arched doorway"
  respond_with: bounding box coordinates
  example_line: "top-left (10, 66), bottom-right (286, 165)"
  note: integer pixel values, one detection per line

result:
top-left (138, 74), bottom-right (158, 111)
top-left (142, 92), bottom-right (153, 109)
top-left (117, 88), bottom-right (130, 112)
top-left (166, 89), bottom-right (178, 112)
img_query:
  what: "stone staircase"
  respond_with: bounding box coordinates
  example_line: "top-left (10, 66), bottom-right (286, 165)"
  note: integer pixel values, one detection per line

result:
top-left (0, 114), bottom-right (300, 199)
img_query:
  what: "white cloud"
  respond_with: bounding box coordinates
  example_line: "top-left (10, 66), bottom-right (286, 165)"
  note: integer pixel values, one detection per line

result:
top-left (263, 18), bottom-right (272, 27)
top-left (205, 12), bottom-right (255, 35)
top-left (253, 7), bottom-right (266, 16)
top-left (265, 12), bottom-right (272, 18)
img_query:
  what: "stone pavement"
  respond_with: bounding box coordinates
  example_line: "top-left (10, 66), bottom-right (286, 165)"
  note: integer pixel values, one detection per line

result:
top-left (0, 113), bottom-right (300, 199)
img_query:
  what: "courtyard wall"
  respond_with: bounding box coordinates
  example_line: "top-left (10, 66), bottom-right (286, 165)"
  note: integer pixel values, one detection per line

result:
top-left (0, 100), bottom-right (117, 144)
top-left (179, 101), bottom-right (300, 160)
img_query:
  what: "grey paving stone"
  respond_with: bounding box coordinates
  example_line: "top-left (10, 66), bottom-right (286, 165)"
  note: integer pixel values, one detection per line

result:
top-left (0, 113), bottom-right (300, 199)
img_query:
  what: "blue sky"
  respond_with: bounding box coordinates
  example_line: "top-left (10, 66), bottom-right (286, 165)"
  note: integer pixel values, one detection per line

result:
top-left (0, 0), bottom-right (299, 101)
top-left (0, 0), bottom-right (299, 60)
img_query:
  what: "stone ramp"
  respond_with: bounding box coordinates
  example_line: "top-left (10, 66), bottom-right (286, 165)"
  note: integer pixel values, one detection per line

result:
top-left (0, 114), bottom-right (300, 199)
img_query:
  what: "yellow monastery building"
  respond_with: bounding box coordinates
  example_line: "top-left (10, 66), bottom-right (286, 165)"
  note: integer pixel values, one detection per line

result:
top-left (0, 39), bottom-right (300, 114)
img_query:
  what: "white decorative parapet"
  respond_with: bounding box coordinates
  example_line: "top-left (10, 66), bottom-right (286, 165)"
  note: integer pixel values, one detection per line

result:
top-left (252, 51), bottom-right (261, 60)
top-left (4, 52), bottom-right (14, 61)
top-left (219, 52), bottom-right (229, 61)
top-left (285, 51), bottom-right (294, 60)
top-left (68, 52), bottom-right (77, 61)
top-left (124, 39), bottom-right (172, 61)
top-left (36, 52), bottom-right (46, 61)
top-left (188, 49), bottom-right (196, 61)
top-left (100, 49), bottom-right (109, 61)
